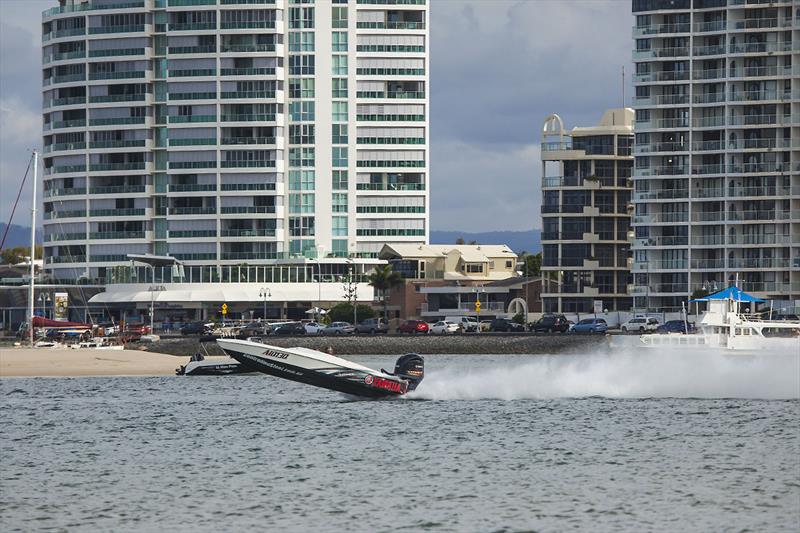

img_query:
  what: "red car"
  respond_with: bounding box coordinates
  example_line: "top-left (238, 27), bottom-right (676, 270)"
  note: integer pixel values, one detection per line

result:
top-left (124, 323), bottom-right (152, 335)
top-left (398, 320), bottom-right (429, 334)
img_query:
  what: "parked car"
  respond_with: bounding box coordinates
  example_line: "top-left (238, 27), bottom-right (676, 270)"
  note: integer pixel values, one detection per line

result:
top-left (444, 316), bottom-right (479, 333)
top-left (569, 318), bottom-right (608, 334)
top-left (239, 322), bottom-right (267, 337)
top-left (620, 316), bottom-right (659, 333)
top-left (304, 321), bottom-right (324, 335)
top-left (271, 322), bottom-right (306, 335)
top-left (354, 318), bottom-right (389, 334)
top-left (398, 320), bottom-right (429, 334)
top-left (656, 320), bottom-right (696, 334)
top-left (530, 314), bottom-right (570, 333)
top-left (430, 320), bottom-right (460, 335)
top-left (180, 321), bottom-right (210, 336)
top-left (124, 323), bottom-right (151, 335)
top-left (489, 318), bottom-right (525, 332)
top-left (322, 321), bottom-right (355, 335)
top-left (97, 322), bottom-right (119, 336)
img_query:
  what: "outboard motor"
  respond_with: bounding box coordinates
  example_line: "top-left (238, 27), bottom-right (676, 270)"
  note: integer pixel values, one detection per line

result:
top-left (393, 353), bottom-right (425, 391)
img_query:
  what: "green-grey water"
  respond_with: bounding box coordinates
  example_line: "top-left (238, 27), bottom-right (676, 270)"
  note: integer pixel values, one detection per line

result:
top-left (2, 352), bottom-right (799, 531)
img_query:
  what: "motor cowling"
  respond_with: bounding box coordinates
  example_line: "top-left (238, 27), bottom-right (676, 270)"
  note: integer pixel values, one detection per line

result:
top-left (394, 353), bottom-right (424, 391)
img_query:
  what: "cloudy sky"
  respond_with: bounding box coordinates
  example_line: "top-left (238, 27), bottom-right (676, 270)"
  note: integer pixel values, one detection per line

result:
top-left (0, 0), bottom-right (632, 232)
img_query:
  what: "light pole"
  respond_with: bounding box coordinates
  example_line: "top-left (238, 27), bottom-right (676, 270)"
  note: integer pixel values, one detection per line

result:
top-left (259, 287), bottom-right (271, 320)
top-left (472, 286), bottom-right (485, 333)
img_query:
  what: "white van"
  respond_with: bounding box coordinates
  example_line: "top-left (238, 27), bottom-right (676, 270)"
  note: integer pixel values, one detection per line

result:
top-left (444, 316), bottom-right (479, 332)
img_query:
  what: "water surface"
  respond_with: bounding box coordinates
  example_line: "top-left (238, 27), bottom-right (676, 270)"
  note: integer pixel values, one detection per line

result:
top-left (2, 352), bottom-right (798, 532)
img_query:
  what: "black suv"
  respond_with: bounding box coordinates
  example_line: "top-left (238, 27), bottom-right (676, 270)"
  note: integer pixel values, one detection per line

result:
top-left (490, 318), bottom-right (525, 332)
top-left (271, 322), bottom-right (306, 335)
top-left (180, 321), bottom-right (211, 336)
top-left (530, 314), bottom-right (570, 333)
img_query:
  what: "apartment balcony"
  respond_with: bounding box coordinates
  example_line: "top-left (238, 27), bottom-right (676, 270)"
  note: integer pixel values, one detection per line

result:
top-left (169, 138), bottom-right (217, 147)
top-left (220, 67), bottom-right (275, 77)
top-left (691, 235), bottom-right (726, 246)
top-left (43, 187), bottom-right (86, 198)
top-left (219, 229), bottom-right (276, 238)
top-left (89, 93), bottom-right (147, 104)
top-left (633, 189), bottom-right (688, 201)
top-left (168, 23), bottom-right (217, 32)
top-left (220, 91), bottom-right (276, 100)
top-left (632, 212), bottom-right (688, 224)
top-left (728, 209), bottom-right (794, 222)
top-left (220, 44), bottom-right (277, 54)
top-left (89, 140), bottom-right (147, 149)
top-left (88, 70), bottom-right (147, 81)
top-left (44, 96), bottom-right (86, 109)
top-left (221, 160), bottom-right (277, 168)
top-left (45, 255), bottom-right (87, 264)
top-left (168, 161), bottom-right (217, 170)
top-left (168, 91), bottom-right (218, 101)
top-left (89, 185), bottom-right (147, 195)
top-left (42, 0), bottom-right (145, 18)
top-left (47, 164), bottom-right (86, 175)
top-left (729, 42), bottom-right (793, 55)
top-left (728, 234), bottom-right (793, 246)
top-left (695, 188), bottom-right (724, 199)
top-left (728, 90), bottom-right (786, 103)
top-left (691, 140), bottom-right (724, 151)
top-left (634, 142), bottom-right (687, 154)
top-left (693, 92), bottom-right (725, 104)
top-left (356, 21), bottom-right (426, 30)
top-left (43, 210), bottom-right (86, 220)
top-left (221, 113), bottom-right (276, 122)
top-left (88, 47), bottom-right (148, 59)
top-left (636, 236), bottom-right (689, 247)
top-left (88, 24), bottom-right (146, 34)
top-left (89, 117), bottom-right (147, 127)
top-left (692, 45), bottom-right (726, 57)
top-left (632, 22), bottom-right (690, 36)
top-left (168, 230), bottom-right (217, 239)
top-left (43, 233), bottom-right (86, 243)
top-left (730, 138), bottom-right (792, 150)
top-left (730, 65), bottom-right (793, 79)
top-left (172, 253), bottom-right (218, 261)
top-left (44, 141), bottom-right (87, 154)
top-left (168, 115), bottom-right (217, 124)
top-left (728, 258), bottom-right (788, 269)
top-left (168, 69), bottom-right (217, 78)
top-left (693, 68), bottom-right (725, 80)
top-left (691, 164), bottom-right (724, 175)
top-left (729, 186), bottom-right (789, 198)
top-left (691, 211), bottom-right (725, 222)
top-left (220, 206), bottom-right (276, 214)
top-left (168, 184), bottom-right (216, 193)
top-left (220, 21), bottom-right (276, 30)
top-left (632, 283), bottom-right (688, 295)
top-left (692, 116), bottom-right (724, 129)
top-left (167, 45), bottom-right (217, 55)
top-left (732, 18), bottom-right (778, 30)
top-left (88, 231), bottom-right (147, 240)
top-left (633, 46), bottom-right (689, 59)
top-left (693, 20), bottom-right (726, 33)
top-left (169, 207), bottom-right (217, 216)
top-left (89, 208), bottom-right (147, 217)
top-left (727, 162), bottom-right (785, 174)
top-left (220, 183), bottom-right (277, 192)
top-left (89, 162), bottom-right (147, 172)
top-left (220, 252), bottom-right (278, 261)
top-left (356, 183), bottom-right (425, 191)
top-left (690, 258), bottom-right (725, 270)
top-left (632, 260), bottom-right (688, 272)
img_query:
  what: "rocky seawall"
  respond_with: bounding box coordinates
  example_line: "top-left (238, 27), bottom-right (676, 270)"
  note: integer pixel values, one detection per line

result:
top-left (143, 333), bottom-right (608, 357)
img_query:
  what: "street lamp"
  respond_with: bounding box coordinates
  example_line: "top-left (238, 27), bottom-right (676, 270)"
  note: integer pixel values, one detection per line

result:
top-left (259, 287), bottom-right (271, 320)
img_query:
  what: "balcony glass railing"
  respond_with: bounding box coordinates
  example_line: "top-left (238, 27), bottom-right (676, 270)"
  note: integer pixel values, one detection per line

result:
top-left (44, 210), bottom-right (86, 220)
top-left (169, 230), bottom-right (218, 238)
top-left (45, 142), bottom-right (87, 153)
top-left (220, 183), bottom-right (277, 191)
top-left (89, 93), bottom-right (147, 103)
top-left (221, 114), bottom-right (276, 122)
top-left (169, 161), bottom-right (217, 169)
top-left (89, 70), bottom-right (146, 80)
top-left (221, 137), bottom-right (276, 145)
top-left (89, 25), bottom-right (145, 34)
top-left (43, 233), bottom-right (85, 242)
top-left (356, 114), bottom-right (425, 122)
top-left (356, 21), bottom-right (425, 30)
top-left (89, 47), bottom-right (146, 58)
top-left (169, 114), bottom-right (217, 123)
top-left (168, 92), bottom-right (217, 100)
top-left (51, 165), bottom-right (86, 173)
top-left (356, 228), bottom-right (426, 236)
top-left (89, 117), bottom-right (146, 126)
top-left (169, 23), bottom-right (217, 31)
top-left (46, 255), bottom-right (87, 264)
top-left (43, 187), bottom-right (86, 198)
top-left (47, 96), bottom-right (86, 107)
top-left (90, 208), bottom-right (146, 217)
top-left (169, 207), bottom-right (217, 215)
top-left (169, 69), bottom-right (216, 77)
top-left (89, 231), bottom-right (145, 240)
top-left (356, 206), bottom-right (425, 214)
top-left (220, 44), bottom-right (276, 53)
top-left (89, 185), bottom-right (146, 194)
top-left (356, 137), bottom-right (425, 145)
top-left (168, 184), bottom-right (216, 192)
top-left (52, 74), bottom-right (85, 84)
top-left (220, 206), bottom-right (276, 214)
top-left (90, 162), bottom-right (146, 172)
top-left (220, 21), bottom-right (276, 30)
top-left (221, 160), bottom-right (277, 168)
top-left (220, 229), bottom-right (276, 237)
top-left (169, 138), bottom-right (217, 146)
top-left (168, 45), bottom-right (217, 55)
top-left (89, 140), bottom-right (146, 149)
top-left (43, 1), bottom-right (145, 18)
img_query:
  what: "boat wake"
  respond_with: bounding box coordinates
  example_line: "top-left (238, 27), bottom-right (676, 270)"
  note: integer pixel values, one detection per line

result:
top-left (409, 347), bottom-right (800, 401)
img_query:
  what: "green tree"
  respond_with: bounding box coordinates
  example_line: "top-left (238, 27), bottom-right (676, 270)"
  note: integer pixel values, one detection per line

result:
top-left (327, 302), bottom-right (375, 323)
top-left (0, 245), bottom-right (42, 265)
top-left (518, 251), bottom-right (541, 277)
top-left (367, 264), bottom-right (404, 322)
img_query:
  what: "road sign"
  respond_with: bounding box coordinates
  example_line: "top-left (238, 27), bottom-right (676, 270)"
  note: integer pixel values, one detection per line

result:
top-left (222, 303), bottom-right (228, 316)
top-left (475, 300), bottom-right (481, 313)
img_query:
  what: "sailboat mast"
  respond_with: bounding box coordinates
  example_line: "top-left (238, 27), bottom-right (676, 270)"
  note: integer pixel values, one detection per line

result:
top-left (28, 150), bottom-right (38, 347)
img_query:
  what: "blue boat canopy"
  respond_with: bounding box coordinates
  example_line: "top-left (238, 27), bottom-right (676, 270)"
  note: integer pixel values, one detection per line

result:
top-left (689, 286), bottom-right (765, 303)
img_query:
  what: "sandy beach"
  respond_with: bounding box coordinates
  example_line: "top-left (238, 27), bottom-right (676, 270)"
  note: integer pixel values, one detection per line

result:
top-left (0, 347), bottom-right (189, 377)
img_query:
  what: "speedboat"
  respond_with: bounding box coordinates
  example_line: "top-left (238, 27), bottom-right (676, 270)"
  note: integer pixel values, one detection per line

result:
top-left (175, 352), bottom-right (254, 376)
top-left (216, 337), bottom-right (424, 398)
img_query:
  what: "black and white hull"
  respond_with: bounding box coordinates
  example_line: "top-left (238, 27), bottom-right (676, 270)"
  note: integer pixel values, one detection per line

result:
top-left (216, 338), bottom-right (423, 398)
top-left (176, 355), bottom-right (253, 376)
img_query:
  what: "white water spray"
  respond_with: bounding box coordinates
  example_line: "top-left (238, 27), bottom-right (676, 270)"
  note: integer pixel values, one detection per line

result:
top-left (410, 347), bottom-right (800, 401)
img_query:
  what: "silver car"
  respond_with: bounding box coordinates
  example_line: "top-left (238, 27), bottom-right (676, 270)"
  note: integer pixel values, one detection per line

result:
top-left (321, 321), bottom-right (355, 335)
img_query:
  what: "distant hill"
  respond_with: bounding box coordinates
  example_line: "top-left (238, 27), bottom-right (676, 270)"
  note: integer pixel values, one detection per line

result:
top-left (430, 229), bottom-right (541, 254)
top-left (0, 224), bottom-right (41, 249)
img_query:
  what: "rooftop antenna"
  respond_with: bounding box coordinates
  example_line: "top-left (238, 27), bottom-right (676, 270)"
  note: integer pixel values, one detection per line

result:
top-left (621, 65), bottom-right (625, 108)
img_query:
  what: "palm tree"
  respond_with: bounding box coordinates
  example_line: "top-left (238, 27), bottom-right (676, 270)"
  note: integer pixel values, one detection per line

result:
top-left (367, 264), bottom-right (404, 322)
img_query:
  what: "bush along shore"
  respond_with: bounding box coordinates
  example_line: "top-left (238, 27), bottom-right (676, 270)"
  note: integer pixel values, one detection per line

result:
top-left (142, 333), bottom-right (607, 357)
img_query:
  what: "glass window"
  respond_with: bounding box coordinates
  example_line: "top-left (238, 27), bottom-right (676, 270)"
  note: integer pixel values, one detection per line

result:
top-left (332, 6), bottom-right (347, 29)
top-left (332, 147), bottom-right (348, 167)
top-left (332, 55), bottom-right (347, 76)
top-left (289, 7), bottom-right (314, 29)
top-left (332, 78), bottom-right (347, 98)
top-left (289, 193), bottom-right (315, 214)
top-left (289, 147), bottom-right (315, 167)
top-left (288, 32), bottom-right (314, 52)
top-left (332, 170), bottom-right (348, 190)
top-left (332, 31), bottom-right (348, 52)
top-left (332, 124), bottom-right (348, 144)
top-left (332, 101), bottom-right (347, 122)
top-left (332, 239), bottom-right (348, 256)
top-left (289, 101), bottom-right (315, 121)
top-left (290, 124), bottom-right (315, 145)
top-left (332, 216), bottom-right (348, 237)
top-left (332, 192), bottom-right (348, 213)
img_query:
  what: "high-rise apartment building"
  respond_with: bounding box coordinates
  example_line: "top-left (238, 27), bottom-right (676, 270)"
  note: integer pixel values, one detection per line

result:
top-left (41, 0), bottom-right (429, 284)
top-left (540, 109), bottom-right (634, 313)
top-left (631, 0), bottom-right (799, 311)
